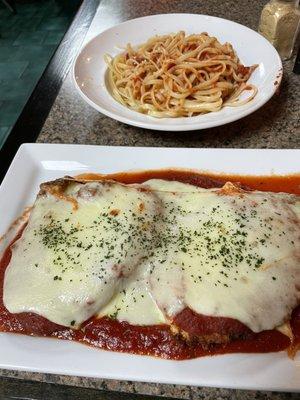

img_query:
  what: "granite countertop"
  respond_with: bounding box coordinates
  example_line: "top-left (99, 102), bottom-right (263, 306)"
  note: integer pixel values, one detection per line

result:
top-left (2, 0), bottom-right (300, 399)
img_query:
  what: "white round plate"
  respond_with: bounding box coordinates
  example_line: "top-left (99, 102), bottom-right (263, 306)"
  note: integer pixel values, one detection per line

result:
top-left (73, 13), bottom-right (282, 132)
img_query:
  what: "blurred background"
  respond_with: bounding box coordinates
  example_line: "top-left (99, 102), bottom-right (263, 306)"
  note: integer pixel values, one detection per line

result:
top-left (0, 0), bottom-right (81, 148)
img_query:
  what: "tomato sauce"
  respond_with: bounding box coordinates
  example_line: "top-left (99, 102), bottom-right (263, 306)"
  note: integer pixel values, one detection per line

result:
top-left (76, 170), bottom-right (300, 195)
top-left (0, 170), bottom-right (299, 359)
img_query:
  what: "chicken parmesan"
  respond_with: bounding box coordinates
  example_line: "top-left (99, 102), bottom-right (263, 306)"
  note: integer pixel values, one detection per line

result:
top-left (0, 170), bottom-right (300, 359)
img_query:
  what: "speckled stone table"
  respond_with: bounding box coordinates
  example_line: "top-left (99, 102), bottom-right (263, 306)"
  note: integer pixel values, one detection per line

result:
top-left (2, 0), bottom-right (300, 399)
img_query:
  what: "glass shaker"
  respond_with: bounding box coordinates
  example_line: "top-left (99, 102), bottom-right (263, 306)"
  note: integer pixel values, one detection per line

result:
top-left (258, 0), bottom-right (300, 60)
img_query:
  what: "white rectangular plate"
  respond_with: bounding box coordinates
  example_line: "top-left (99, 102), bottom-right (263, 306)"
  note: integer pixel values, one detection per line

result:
top-left (0, 144), bottom-right (300, 392)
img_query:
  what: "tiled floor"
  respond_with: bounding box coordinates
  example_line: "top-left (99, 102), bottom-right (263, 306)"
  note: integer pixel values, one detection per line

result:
top-left (0, 0), bottom-right (80, 148)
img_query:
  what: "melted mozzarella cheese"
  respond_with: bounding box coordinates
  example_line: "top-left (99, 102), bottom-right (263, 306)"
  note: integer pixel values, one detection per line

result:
top-left (99, 262), bottom-right (166, 325)
top-left (144, 180), bottom-right (300, 331)
top-left (4, 181), bottom-right (161, 327)
top-left (4, 178), bottom-right (300, 332)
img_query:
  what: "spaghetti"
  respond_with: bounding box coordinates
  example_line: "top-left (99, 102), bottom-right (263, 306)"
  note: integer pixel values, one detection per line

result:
top-left (105, 31), bottom-right (258, 118)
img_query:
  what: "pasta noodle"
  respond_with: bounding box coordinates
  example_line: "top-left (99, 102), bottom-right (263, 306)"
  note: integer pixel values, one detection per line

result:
top-left (104, 31), bottom-right (258, 118)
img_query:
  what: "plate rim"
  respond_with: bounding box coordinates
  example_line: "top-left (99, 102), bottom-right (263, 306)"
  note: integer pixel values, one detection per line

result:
top-left (73, 13), bottom-right (282, 132)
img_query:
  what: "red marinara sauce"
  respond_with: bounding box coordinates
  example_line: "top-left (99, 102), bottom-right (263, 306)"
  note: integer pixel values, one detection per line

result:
top-left (0, 170), bottom-right (299, 359)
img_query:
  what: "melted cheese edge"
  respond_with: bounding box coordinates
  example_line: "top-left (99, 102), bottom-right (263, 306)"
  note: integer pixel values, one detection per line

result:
top-left (4, 179), bottom-right (300, 332)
